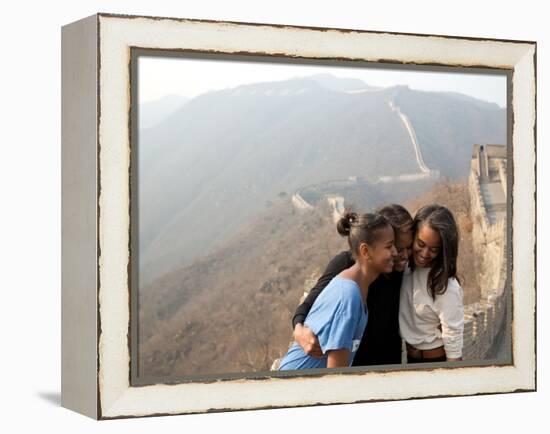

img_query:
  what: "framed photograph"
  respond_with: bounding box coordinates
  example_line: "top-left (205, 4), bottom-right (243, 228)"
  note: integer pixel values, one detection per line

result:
top-left (61, 13), bottom-right (536, 419)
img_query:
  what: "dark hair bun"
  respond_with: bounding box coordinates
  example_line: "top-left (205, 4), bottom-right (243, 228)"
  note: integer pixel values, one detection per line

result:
top-left (337, 212), bottom-right (357, 236)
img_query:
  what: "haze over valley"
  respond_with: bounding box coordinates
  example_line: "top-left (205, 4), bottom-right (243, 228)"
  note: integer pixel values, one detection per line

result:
top-left (138, 74), bottom-right (506, 285)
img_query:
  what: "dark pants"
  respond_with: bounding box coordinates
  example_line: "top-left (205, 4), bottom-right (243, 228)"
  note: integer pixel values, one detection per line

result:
top-left (407, 354), bottom-right (447, 364)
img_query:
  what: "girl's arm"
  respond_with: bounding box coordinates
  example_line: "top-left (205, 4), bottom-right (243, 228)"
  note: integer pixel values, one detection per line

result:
top-left (437, 279), bottom-right (464, 360)
top-left (326, 349), bottom-right (350, 368)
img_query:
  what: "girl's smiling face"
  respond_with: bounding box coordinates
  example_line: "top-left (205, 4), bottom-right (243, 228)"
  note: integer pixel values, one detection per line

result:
top-left (412, 224), bottom-right (441, 268)
top-left (365, 225), bottom-right (397, 274)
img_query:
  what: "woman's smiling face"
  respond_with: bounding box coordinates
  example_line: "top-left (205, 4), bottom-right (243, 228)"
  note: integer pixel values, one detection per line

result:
top-left (412, 223), bottom-right (441, 268)
top-left (393, 229), bottom-right (413, 272)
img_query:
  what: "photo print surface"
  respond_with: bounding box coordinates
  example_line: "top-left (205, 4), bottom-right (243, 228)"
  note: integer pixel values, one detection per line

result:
top-left (132, 52), bottom-right (510, 384)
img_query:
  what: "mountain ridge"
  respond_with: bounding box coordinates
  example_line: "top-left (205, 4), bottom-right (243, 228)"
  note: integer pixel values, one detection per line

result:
top-left (137, 74), bottom-right (506, 285)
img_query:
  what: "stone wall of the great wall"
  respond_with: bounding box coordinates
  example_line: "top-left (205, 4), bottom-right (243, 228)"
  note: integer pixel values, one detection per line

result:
top-left (462, 147), bottom-right (508, 360)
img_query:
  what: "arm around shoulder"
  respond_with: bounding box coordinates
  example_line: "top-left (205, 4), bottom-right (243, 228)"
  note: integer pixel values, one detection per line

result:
top-left (292, 251), bottom-right (354, 327)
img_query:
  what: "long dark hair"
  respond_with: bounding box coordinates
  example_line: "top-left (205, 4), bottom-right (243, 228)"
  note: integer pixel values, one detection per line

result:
top-left (336, 211), bottom-right (391, 259)
top-left (411, 204), bottom-right (459, 299)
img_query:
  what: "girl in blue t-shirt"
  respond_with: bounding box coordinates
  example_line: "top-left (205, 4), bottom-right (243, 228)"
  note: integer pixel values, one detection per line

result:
top-left (279, 212), bottom-right (397, 370)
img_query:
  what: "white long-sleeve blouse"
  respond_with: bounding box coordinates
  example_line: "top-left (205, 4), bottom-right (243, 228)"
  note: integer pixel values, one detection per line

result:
top-left (399, 266), bottom-right (464, 359)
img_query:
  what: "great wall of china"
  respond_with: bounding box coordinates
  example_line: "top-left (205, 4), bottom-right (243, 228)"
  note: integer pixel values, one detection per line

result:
top-left (463, 144), bottom-right (508, 360)
top-left (276, 143), bottom-right (508, 368)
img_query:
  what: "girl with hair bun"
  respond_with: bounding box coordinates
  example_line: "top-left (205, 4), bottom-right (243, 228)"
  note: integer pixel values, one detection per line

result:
top-left (399, 204), bottom-right (464, 363)
top-left (279, 212), bottom-right (397, 370)
top-left (291, 204), bottom-right (413, 366)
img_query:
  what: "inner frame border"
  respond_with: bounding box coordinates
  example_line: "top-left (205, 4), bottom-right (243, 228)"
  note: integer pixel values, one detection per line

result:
top-left (128, 48), bottom-right (514, 387)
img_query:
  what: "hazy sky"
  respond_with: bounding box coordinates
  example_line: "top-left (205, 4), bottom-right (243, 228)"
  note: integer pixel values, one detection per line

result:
top-left (138, 55), bottom-right (507, 108)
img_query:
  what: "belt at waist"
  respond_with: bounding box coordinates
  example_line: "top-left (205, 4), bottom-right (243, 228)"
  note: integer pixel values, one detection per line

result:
top-left (406, 342), bottom-right (446, 359)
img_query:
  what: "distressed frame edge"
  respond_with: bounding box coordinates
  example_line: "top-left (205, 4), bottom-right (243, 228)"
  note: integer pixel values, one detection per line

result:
top-left (94, 14), bottom-right (537, 419)
top-left (61, 13), bottom-right (101, 420)
top-left (94, 11), bottom-right (537, 46)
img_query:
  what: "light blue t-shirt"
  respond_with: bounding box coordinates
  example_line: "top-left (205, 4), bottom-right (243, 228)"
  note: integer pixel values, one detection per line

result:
top-left (279, 277), bottom-right (368, 370)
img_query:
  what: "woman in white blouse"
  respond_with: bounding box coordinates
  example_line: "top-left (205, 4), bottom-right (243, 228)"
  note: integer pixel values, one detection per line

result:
top-left (399, 204), bottom-right (464, 363)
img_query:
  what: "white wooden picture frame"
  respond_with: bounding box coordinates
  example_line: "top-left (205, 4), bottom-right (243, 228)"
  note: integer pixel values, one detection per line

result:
top-left (61, 13), bottom-right (536, 419)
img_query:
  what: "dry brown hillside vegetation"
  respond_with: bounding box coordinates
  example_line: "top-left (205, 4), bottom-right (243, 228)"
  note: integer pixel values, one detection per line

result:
top-left (138, 199), bottom-right (348, 380)
top-left (138, 179), bottom-right (480, 380)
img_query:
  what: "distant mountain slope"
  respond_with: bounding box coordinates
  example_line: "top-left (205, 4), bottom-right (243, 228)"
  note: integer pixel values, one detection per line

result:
top-left (393, 87), bottom-right (506, 179)
top-left (137, 75), bottom-right (506, 284)
top-left (307, 73), bottom-right (378, 92)
top-left (139, 94), bottom-right (189, 129)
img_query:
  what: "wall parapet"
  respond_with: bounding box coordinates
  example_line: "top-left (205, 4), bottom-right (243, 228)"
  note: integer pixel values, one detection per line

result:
top-left (463, 144), bottom-right (507, 360)
top-left (469, 171), bottom-right (491, 233)
top-left (498, 159), bottom-right (507, 198)
top-left (291, 193), bottom-right (314, 211)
